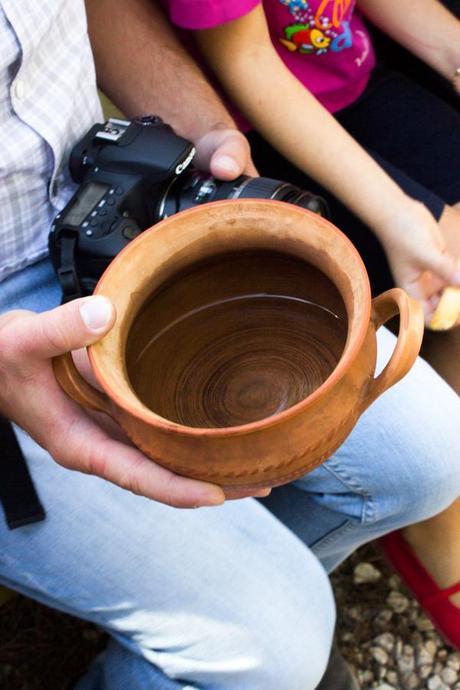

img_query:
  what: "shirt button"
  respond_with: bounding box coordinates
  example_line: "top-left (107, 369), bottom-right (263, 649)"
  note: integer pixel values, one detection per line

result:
top-left (14, 79), bottom-right (26, 100)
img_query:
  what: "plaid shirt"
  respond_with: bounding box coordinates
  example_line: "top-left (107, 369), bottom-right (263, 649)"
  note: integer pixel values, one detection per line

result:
top-left (0, 0), bottom-right (102, 282)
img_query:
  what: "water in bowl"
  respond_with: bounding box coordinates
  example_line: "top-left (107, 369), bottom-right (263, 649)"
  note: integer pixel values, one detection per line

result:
top-left (126, 250), bottom-right (348, 428)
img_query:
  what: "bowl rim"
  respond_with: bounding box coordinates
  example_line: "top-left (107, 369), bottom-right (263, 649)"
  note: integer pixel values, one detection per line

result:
top-left (89, 199), bottom-right (372, 437)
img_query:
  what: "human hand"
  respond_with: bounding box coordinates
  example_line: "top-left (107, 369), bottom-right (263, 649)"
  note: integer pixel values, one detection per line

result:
top-left (431, 203), bottom-right (460, 329)
top-left (439, 203), bottom-right (460, 261)
top-left (0, 297), bottom-right (269, 506)
top-left (378, 200), bottom-right (460, 323)
top-left (193, 126), bottom-right (258, 179)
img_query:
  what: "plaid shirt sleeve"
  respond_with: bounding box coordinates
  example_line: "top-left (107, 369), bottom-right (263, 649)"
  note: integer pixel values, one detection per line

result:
top-left (0, 0), bottom-right (103, 282)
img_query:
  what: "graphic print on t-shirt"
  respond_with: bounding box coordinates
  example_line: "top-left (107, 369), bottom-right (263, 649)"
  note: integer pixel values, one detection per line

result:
top-left (278, 0), bottom-right (355, 55)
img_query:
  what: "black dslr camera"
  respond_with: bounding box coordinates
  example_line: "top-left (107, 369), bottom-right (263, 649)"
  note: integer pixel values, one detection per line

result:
top-left (49, 116), bottom-right (328, 301)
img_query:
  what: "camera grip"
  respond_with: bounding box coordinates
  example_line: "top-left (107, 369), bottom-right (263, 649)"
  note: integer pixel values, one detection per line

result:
top-left (364, 288), bottom-right (424, 407)
top-left (53, 352), bottom-right (114, 417)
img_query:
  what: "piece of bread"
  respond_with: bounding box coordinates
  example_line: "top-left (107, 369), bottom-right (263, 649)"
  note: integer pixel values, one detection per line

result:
top-left (429, 260), bottom-right (460, 331)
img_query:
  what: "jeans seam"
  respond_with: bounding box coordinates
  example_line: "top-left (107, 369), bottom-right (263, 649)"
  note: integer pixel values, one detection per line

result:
top-left (363, 493), bottom-right (376, 523)
top-left (309, 484), bottom-right (377, 556)
top-left (310, 518), bottom-right (357, 555)
top-left (322, 457), bottom-right (367, 495)
top-left (319, 461), bottom-right (377, 524)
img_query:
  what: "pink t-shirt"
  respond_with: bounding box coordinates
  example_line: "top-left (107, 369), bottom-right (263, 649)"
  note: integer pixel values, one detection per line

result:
top-left (165, 0), bottom-right (376, 115)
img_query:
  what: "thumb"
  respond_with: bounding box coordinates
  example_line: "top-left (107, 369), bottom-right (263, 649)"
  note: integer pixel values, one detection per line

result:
top-left (210, 130), bottom-right (256, 179)
top-left (194, 129), bottom-right (256, 180)
top-left (7, 296), bottom-right (115, 360)
top-left (429, 250), bottom-right (460, 287)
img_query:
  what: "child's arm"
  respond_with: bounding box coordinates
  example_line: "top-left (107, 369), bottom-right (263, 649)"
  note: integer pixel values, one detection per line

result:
top-left (196, 5), bottom-right (408, 236)
top-left (195, 5), bottom-right (460, 318)
top-left (357, 0), bottom-right (460, 87)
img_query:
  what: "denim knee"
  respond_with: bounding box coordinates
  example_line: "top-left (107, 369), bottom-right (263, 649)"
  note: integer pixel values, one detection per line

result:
top-left (353, 359), bottom-right (460, 528)
top-left (245, 619), bottom-right (331, 690)
top-left (296, 345), bottom-right (460, 550)
top-left (370, 377), bottom-right (459, 526)
top-left (373, 443), bottom-right (459, 527)
top-left (77, 557), bottom-right (334, 690)
top-left (211, 551), bottom-right (334, 690)
top-left (141, 548), bottom-right (335, 690)
top-left (351, 424), bottom-right (458, 530)
top-left (206, 582), bottom-right (334, 690)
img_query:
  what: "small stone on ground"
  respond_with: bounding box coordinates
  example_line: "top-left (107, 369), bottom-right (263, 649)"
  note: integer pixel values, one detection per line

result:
top-left (333, 545), bottom-right (459, 690)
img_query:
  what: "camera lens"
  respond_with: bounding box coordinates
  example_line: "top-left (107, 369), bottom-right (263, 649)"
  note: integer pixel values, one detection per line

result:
top-left (158, 172), bottom-right (328, 220)
top-left (157, 172), bottom-right (247, 219)
top-left (272, 187), bottom-right (329, 217)
top-left (234, 178), bottom-right (329, 217)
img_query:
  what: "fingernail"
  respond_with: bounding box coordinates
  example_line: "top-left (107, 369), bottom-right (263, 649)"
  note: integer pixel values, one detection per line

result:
top-left (202, 491), bottom-right (225, 507)
top-left (257, 488), bottom-right (272, 497)
top-left (215, 155), bottom-right (240, 175)
top-left (80, 296), bottom-right (113, 332)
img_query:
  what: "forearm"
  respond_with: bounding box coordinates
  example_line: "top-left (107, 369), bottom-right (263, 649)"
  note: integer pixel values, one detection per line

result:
top-left (196, 11), bottom-right (412, 246)
top-left (85, 0), bottom-right (236, 142)
top-left (358, 0), bottom-right (460, 81)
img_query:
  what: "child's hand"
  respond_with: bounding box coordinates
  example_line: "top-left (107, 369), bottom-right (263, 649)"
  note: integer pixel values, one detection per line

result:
top-left (439, 203), bottom-right (460, 261)
top-left (379, 200), bottom-right (460, 323)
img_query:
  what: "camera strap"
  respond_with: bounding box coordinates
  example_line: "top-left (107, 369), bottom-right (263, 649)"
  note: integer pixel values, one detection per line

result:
top-left (0, 417), bottom-right (46, 530)
top-left (56, 233), bottom-right (82, 303)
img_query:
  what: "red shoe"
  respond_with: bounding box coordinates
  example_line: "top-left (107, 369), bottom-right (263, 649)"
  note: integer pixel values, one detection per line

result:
top-left (379, 530), bottom-right (460, 649)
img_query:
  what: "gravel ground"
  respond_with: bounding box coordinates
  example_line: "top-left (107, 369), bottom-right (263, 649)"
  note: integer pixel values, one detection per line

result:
top-left (332, 545), bottom-right (460, 690)
top-left (1, 543), bottom-right (458, 690)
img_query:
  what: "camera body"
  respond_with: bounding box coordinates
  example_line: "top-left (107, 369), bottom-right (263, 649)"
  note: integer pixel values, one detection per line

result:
top-left (49, 116), bottom-right (327, 301)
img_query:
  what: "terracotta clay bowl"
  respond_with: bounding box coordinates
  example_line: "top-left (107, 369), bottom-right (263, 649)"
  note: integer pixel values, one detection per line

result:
top-left (53, 200), bottom-right (424, 491)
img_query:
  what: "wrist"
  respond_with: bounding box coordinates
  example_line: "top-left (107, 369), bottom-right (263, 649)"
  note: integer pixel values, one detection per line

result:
top-left (173, 112), bottom-right (237, 147)
top-left (436, 42), bottom-right (460, 86)
top-left (193, 120), bottom-right (238, 143)
top-left (372, 197), bottom-right (428, 250)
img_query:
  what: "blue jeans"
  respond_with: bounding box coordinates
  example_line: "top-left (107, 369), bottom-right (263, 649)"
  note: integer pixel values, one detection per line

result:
top-left (1, 259), bottom-right (459, 690)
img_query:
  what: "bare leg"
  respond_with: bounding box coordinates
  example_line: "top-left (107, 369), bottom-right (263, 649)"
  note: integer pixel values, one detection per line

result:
top-left (421, 326), bottom-right (460, 391)
top-left (404, 202), bottom-right (460, 607)
top-left (403, 500), bottom-right (460, 607)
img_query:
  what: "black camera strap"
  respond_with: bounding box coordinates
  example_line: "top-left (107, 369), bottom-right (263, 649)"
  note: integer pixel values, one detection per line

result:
top-left (0, 417), bottom-right (46, 530)
top-left (56, 233), bottom-right (82, 303)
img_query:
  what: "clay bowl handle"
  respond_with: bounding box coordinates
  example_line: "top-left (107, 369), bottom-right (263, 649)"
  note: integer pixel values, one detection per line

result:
top-left (53, 352), bottom-right (114, 417)
top-left (365, 288), bottom-right (424, 407)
